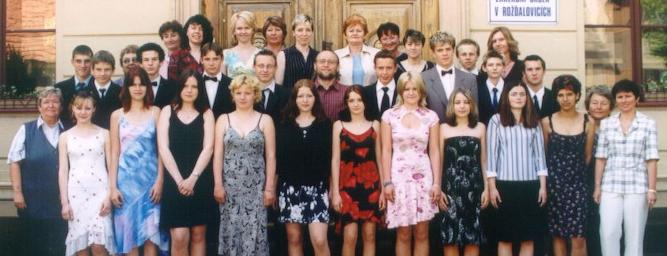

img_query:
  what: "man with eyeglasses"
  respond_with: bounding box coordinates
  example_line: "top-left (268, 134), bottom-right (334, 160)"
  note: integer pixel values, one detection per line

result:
top-left (313, 50), bottom-right (350, 121)
top-left (55, 44), bottom-right (94, 129)
top-left (253, 49), bottom-right (288, 123)
top-left (114, 44), bottom-right (138, 86)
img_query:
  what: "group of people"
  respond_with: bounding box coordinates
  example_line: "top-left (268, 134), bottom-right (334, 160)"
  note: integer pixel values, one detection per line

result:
top-left (7, 10), bottom-right (658, 256)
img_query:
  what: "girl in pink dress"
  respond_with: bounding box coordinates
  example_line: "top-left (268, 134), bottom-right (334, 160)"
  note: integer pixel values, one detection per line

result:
top-left (381, 72), bottom-right (442, 255)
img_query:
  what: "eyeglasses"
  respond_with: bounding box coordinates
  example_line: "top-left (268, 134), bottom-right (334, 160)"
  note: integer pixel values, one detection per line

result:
top-left (316, 59), bottom-right (337, 65)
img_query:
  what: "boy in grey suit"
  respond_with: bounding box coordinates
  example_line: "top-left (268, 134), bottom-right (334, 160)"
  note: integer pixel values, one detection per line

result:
top-left (422, 31), bottom-right (477, 123)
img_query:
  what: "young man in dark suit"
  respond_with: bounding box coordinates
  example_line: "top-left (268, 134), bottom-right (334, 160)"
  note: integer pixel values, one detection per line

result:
top-left (87, 50), bottom-right (121, 129)
top-left (422, 31), bottom-right (478, 123)
top-left (363, 50), bottom-right (398, 120)
top-left (200, 42), bottom-right (233, 119)
top-left (477, 51), bottom-right (505, 125)
top-left (55, 45), bottom-right (94, 129)
top-left (137, 42), bottom-right (175, 108)
top-left (524, 54), bottom-right (559, 118)
top-left (253, 49), bottom-right (288, 123)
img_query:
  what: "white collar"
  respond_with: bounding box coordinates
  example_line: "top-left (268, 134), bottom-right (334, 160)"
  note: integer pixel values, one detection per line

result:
top-left (339, 44), bottom-right (373, 57)
top-left (75, 76), bottom-right (91, 85)
top-left (528, 85), bottom-right (545, 98)
top-left (436, 64), bottom-right (455, 73)
top-left (263, 80), bottom-right (276, 93)
top-left (94, 80), bottom-right (111, 89)
top-left (204, 72), bottom-right (223, 82)
top-left (37, 116), bottom-right (63, 129)
top-left (486, 78), bottom-right (504, 90)
top-left (376, 79), bottom-right (396, 92)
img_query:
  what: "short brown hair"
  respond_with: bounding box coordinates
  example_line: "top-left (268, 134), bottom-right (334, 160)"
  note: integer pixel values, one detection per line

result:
top-left (456, 39), bottom-right (480, 57)
top-left (429, 31), bottom-right (456, 50)
top-left (262, 16), bottom-right (287, 42)
top-left (201, 42), bottom-right (223, 57)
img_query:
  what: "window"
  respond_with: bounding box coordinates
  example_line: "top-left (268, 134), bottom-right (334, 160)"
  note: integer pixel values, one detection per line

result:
top-left (585, 0), bottom-right (667, 103)
top-left (2, 0), bottom-right (55, 98)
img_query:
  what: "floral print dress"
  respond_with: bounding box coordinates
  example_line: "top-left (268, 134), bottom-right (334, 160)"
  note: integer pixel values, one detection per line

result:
top-left (381, 106), bottom-right (439, 228)
top-left (338, 125), bottom-right (382, 224)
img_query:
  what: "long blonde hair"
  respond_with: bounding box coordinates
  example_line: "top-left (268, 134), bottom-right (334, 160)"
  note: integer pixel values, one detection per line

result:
top-left (396, 71), bottom-right (427, 107)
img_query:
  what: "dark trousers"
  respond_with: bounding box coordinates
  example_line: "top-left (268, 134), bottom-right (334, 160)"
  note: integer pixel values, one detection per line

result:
top-left (19, 216), bottom-right (67, 256)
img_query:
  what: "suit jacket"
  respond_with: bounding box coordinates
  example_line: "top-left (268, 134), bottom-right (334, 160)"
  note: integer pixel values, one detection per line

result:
top-left (153, 77), bottom-right (176, 108)
top-left (363, 80), bottom-right (399, 121)
top-left (423, 67), bottom-right (478, 123)
top-left (254, 84), bottom-right (289, 124)
top-left (200, 75), bottom-right (233, 119)
top-left (535, 88), bottom-right (560, 118)
top-left (86, 80), bottom-right (122, 129)
top-left (477, 79), bottom-right (500, 125)
top-left (55, 76), bottom-right (91, 130)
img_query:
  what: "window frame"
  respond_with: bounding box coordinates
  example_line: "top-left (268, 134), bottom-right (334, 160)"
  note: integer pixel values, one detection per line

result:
top-left (0, 0), bottom-right (5, 85)
top-left (585, 0), bottom-right (667, 105)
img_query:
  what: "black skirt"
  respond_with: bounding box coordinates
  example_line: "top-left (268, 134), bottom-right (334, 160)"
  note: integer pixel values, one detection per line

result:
top-left (494, 180), bottom-right (547, 242)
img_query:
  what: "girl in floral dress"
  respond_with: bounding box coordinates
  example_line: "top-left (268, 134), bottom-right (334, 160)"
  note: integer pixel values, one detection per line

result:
top-left (381, 72), bottom-right (441, 255)
top-left (331, 85), bottom-right (383, 256)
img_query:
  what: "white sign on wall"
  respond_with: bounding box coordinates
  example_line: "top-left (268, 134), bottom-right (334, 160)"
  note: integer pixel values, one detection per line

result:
top-left (488, 0), bottom-right (558, 24)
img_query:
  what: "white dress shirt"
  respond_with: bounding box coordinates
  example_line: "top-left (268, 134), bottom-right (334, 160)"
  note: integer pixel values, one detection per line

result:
top-left (436, 65), bottom-right (456, 100)
top-left (262, 80), bottom-right (276, 108)
top-left (94, 81), bottom-right (112, 98)
top-left (486, 78), bottom-right (504, 104)
top-left (528, 86), bottom-right (545, 109)
top-left (204, 72), bottom-right (223, 106)
top-left (375, 79), bottom-right (396, 110)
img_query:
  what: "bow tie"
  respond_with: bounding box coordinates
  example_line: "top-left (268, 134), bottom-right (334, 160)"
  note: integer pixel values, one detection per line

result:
top-left (151, 81), bottom-right (158, 87)
top-left (441, 69), bottom-right (453, 76)
top-left (204, 76), bottom-right (218, 82)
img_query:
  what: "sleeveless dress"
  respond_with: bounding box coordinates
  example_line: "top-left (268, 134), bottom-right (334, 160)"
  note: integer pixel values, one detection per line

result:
top-left (546, 115), bottom-right (588, 238)
top-left (224, 48), bottom-right (260, 78)
top-left (65, 129), bottom-right (116, 255)
top-left (160, 109), bottom-right (216, 228)
top-left (440, 136), bottom-right (485, 245)
top-left (381, 107), bottom-right (439, 228)
top-left (113, 113), bottom-right (168, 253)
top-left (338, 124), bottom-right (382, 225)
top-left (218, 114), bottom-right (269, 256)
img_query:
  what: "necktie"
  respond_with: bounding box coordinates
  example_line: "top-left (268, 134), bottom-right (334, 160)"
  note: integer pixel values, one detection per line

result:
top-left (76, 82), bottom-right (86, 91)
top-left (492, 88), bottom-right (499, 110)
top-left (533, 94), bottom-right (541, 114)
top-left (99, 88), bottom-right (106, 98)
top-left (262, 88), bottom-right (270, 110)
top-left (204, 76), bottom-right (218, 82)
top-left (380, 87), bottom-right (390, 114)
top-left (441, 69), bottom-right (453, 76)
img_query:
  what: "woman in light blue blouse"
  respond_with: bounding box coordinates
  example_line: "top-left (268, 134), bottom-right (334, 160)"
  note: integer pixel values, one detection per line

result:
top-left (593, 79), bottom-right (659, 256)
top-left (486, 80), bottom-right (547, 256)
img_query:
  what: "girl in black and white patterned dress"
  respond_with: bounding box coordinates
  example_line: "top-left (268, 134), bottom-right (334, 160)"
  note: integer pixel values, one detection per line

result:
top-left (276, 79), bottom-right (332, 256)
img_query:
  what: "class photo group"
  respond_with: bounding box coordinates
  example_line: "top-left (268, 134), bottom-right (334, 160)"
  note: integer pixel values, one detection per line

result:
top-left (6, 10), bottom-right (659, 256)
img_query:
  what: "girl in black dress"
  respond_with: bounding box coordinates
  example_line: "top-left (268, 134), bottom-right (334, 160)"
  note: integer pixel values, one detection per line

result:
top-left (331, 85), bottom-right (383, 256)
top-left (541, 75), bottom-right (595, 256)
top-left (157, 70), bottom-right (216, 256)
top-left (439, 88), bottom-right (488, 256)
top-left (276, 79), bottom-right (332, 256)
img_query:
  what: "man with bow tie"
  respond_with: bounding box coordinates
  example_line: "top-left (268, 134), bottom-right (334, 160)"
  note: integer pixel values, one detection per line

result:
top-left (200, 42), bottom-right (233, 118)
top-left (422, 31), bottom-right (478, 123)
top-left (55, 45), bottom-right (94, 129)
top-left (137, 42), bottom-right (176, 108)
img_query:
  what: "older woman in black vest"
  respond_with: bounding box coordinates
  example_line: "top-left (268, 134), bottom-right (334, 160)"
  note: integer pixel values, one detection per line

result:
top-left (7, 87), bottom-right (67, 255)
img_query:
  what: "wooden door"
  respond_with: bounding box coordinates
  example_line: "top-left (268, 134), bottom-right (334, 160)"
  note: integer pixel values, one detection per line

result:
top-left (204, 0), bottom-right (438, 51)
